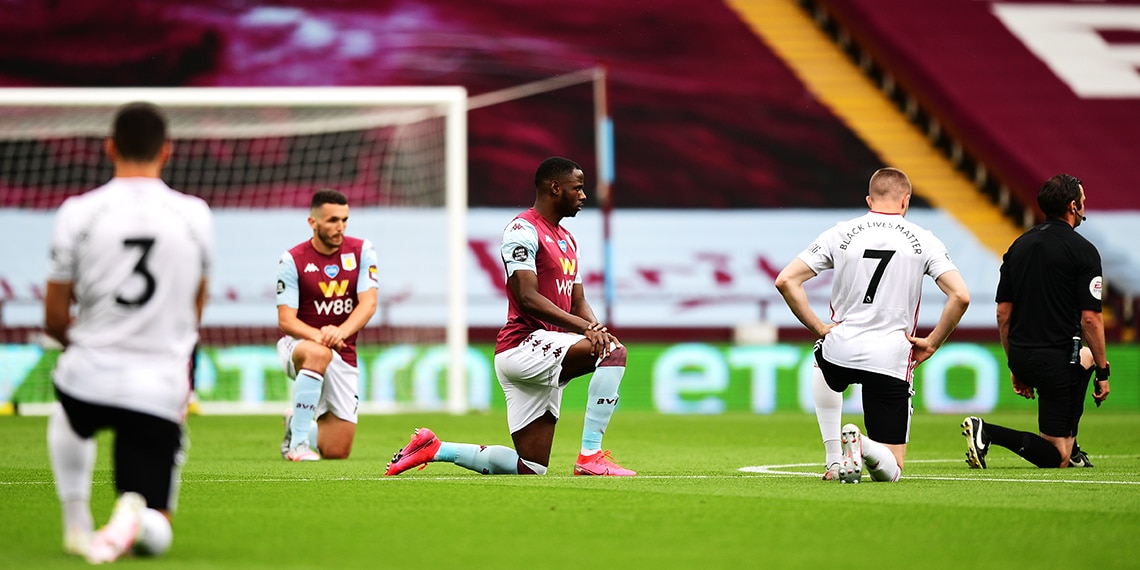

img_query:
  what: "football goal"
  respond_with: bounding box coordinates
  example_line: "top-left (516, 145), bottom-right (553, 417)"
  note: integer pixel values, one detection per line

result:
top-left (0, 86), bottom-right (470, 414)
top-left (0, 69), bottom-right (610, 417)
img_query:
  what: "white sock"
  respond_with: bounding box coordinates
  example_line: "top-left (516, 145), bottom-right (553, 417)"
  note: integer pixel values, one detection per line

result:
top-left (47, 403), bottom-right (95, 536)
top-left (860, 436), bottom-right (901, 482)
top-left (824, 440), bottom-right (842, 469)
top-left (812, 368), bottom-right (843, 468)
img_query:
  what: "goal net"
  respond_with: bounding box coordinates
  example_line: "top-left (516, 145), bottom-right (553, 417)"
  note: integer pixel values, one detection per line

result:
top-left (0, 87), bottom-right (470, 415)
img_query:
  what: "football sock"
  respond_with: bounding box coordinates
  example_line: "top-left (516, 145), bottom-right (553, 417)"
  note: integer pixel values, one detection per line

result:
top-left (308, 421), bottom-right (319, 453)
top-left (984, 422), bottom-right (1063, 468)
top-left (860, 436), bottom-right (901, 482)
top-left (47, 403), bottom-right (95, 535)
top-left (434, 441), bottom-right (458, 462)
top-left (812, 368), bottom-right (843, 468)
top-left (982, 421), bottom-right (1021, 449)
top-left (289, 369), bottom-right (322, 449)
top-left (582, 346), bottom-right (627, 453)
top-left (450, 443), bottom-right (522, 475)
top-left (1017, 434), bottom-right (1063, 468)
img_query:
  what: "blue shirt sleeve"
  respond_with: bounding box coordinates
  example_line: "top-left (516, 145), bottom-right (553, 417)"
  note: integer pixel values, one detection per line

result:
top-left (276, 251), bottom-right (299, 308)
top-left (358, 239), bottom-right (379, 293)
top-left (501, 219), bottom-right (539, 276)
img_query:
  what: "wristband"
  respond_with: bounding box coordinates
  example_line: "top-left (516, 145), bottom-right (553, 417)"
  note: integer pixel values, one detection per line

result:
top-left (1095, 364), bottom-right (1110, 381)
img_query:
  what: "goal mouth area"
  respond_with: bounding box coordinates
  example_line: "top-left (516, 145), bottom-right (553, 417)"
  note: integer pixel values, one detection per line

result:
top-left (0, 87), bottom-right (467, 209)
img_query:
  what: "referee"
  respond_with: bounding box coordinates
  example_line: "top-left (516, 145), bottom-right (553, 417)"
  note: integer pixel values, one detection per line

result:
top-left (962, 174), bottom-right (1110, 469)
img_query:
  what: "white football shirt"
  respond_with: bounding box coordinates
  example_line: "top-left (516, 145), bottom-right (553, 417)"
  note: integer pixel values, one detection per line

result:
top-left (797, 211), bottom-right (957, 380)
top-left (47, 177), bottom-right (214, 421)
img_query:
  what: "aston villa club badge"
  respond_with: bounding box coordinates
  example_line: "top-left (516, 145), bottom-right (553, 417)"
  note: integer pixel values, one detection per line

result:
top-left (341, 253), bottom-right (357, 271)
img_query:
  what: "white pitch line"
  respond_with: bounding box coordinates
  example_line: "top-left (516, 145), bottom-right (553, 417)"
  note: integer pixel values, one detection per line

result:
top-left (0, 474), bottom-right (768, 486)
top-left (740, 458), bottom-right (1140, 485)
top-left (2, 457), bottom-right (1137, 486)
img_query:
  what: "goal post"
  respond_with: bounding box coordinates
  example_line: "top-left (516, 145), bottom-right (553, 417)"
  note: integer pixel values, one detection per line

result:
top-left (0, 87), bottom-right (469, 415)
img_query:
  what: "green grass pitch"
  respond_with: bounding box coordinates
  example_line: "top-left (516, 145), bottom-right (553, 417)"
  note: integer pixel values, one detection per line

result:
top-left (3, 410), bottom-right (1138, 569)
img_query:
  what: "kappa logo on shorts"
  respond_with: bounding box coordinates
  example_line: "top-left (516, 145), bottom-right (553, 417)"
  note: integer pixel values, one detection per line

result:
top-left (553, 347), bottom-right (563, 358)
top-left (542, 342), bottom-right (553, 355)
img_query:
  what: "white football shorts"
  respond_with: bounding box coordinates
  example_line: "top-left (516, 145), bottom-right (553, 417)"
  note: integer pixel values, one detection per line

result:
top-left (494, 329), bottom-right (583, 434)
top-left (277, 336), bottom-right (359, 424)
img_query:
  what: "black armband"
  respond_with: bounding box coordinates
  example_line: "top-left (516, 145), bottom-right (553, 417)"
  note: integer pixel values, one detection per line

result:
top-left (1095, 364), bottom-right (1110, 381)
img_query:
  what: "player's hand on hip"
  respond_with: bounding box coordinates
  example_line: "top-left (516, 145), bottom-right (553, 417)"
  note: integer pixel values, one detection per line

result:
top-left (906, 334), bottom-right (937, 366)
top-left (816, 322), bottom-right (839, 338)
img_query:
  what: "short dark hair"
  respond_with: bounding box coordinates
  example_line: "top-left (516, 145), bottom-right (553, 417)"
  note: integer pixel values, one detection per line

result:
top-left (310, 188), bottom-right (348, 209)
top-left (111, 102), bottom-right (168, 162)
top-left (534, 156), bottom-right (582, 189)
top-left (1037, 174), bottom-right (1082, 218)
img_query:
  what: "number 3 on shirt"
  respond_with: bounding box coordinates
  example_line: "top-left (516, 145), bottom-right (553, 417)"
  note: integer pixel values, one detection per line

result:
top-left (862, 249), bottom-right (895, 303)
top-left (116, 237), bottom-right (157, 307)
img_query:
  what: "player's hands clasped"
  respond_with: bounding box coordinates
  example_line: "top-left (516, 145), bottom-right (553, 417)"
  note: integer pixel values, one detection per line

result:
top-left (583, 322), bottom-right (618, 360)
top-left (318, 324), bottom-right (348, 350)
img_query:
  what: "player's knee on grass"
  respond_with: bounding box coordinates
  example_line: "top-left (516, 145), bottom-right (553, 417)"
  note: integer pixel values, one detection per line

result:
top-left (320, 443), bottom-right (352, 459)
top-left (316, 417), bottom-right (355, 459)
top-left (518, 457), bottom-right (547, 475)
